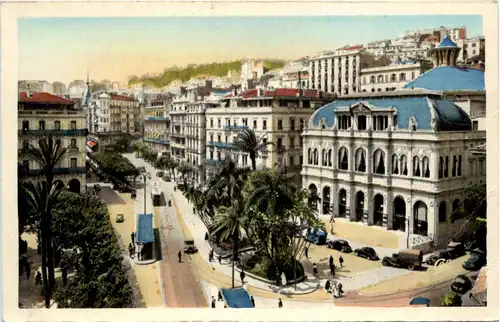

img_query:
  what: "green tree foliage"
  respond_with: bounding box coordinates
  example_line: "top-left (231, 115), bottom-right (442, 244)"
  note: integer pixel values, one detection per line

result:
top-left (94, 152), bottom-right (140, 182)
top-left (128, 59), bottom-right (286, 88)
top-left (51, 192), bottom-right (134, 308)
top-left (233, 128), bottom-right (274, 171)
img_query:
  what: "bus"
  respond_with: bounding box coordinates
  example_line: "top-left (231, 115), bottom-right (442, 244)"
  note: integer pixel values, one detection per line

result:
top-left (151, 183), bottom-right (161, 207)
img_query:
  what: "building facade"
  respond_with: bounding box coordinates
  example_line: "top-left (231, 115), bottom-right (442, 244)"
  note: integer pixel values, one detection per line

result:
top-left (143, 93), bottom-right (172, 157)
top-left (18, 91), bottom-right (87, 193)
top-left (206, 88), bottom-right (334, 186)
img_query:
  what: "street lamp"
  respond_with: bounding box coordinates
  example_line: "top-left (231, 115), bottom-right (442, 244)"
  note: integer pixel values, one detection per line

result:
top-left (138, 172), bottom-right (152, 215)
top-left (406, 217), bottom-right (411, 249)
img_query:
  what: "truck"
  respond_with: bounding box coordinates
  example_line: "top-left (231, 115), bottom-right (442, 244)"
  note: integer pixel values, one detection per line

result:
top-left (382, 249), bottom-right (423, 271)
top-left (151, 183), bottom-right (162, 207)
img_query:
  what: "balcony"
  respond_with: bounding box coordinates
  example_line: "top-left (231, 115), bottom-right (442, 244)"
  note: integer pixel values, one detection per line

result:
top-left (186, 134), bottom-right (199, 140)
top-left (170, 132), bottom-right (185, 139)
top-left (28, 166), bottom-right (87, 176)
top-left (205, 159), bottom-right (225, 166)
top-left (145, 116), bottom-right (170, 121)
top-left (144, 137), bottom-right (170, 145)
top-left (19, 129), bottom-right (89, 137)
top-left (224, 125), bottom-right (248, 131)
top-left (207, 141), bottom-right (235, 149)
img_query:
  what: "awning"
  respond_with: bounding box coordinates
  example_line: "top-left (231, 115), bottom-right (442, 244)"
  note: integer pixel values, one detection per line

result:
top-left (220, 287), bottom-right (253, 308)
top-left (87, 140), bottom-right (97, 148)
top-left (136, 213), bottom-right (154, 243)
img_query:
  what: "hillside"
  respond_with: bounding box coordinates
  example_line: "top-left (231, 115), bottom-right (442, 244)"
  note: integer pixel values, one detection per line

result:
top-left (128, 59), bottom-right (287, 88)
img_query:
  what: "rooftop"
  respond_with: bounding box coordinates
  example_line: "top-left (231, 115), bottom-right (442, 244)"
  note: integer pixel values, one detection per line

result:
top-left (19, 92), bottom-right (74, 105)
top-left (111, 94), bottom-right (137, 102)
top-left (439, 36), bottom-right (458, 48)
top-left (224, 88), bottom-right (332, 100)
top-left (403, 66), bottom-right (485, 91)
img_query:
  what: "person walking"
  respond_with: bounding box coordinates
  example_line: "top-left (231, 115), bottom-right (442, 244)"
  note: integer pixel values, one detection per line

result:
top-left (338, 282), bottom-right (344, 298)
top-left (339, 255), bottom-right (344, 268)
top-left (240, 270), bottom-right (246, 284)
top-left (250, 295), bottom-right (255, 307)
top-left (177, 250), bottom-right (182, 263)
top-left (325, 279), bottom-right (331, 293)
top-left (35, 271), bottom-right (42, 285)
top-left (131, 232), bottom-right (135, 244)
top-left (211, 296), bottom-right (216, 308)
top-left (128, 243), bottom-right (135, 258)
top-left (329, 263), bottom-right (335, 276)
top-left (278, 298), bottom-right (283, 308)
top-left (218, 255), bottom-right (222, 265)
top-left (329, 255), bottom-right (334, 266)
top-left (330, 214), bottom-right (335, 223)
top-left (205, 232), bottom-right (209, 242)
top-left (312, 263), bottom-right (318, 276)
top-left (304, 247), bottom-right (309, 259)
top-left (209, 250), bottom-right (214, 262)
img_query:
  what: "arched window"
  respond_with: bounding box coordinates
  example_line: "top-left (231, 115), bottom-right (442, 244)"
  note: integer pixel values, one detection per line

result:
top-left (338, 147), bottom-right (349, 170)
top-left (452, 155), bottom-right (457, 177)
top-left (444, 156), bottom-right (449, 177)
top-left (370, 76), bottom-right (375, 84)
top-left (439, 157), bottom-right (444, 178)
top-left (439, 201), bottom-right (447, 222)
top-left (401, 155), bottom-right (408, 175)
top-left (392, 154), bottom-right (399, 174)
top-left (313, 148), bottom-right (319, 165)
top-left (377, 75), bottom-right (384, 83)
top-left (399, 73), bottom-right (406, 81)
top-left (413, 156), bottom-right (421, 177)
top-left (422, 156), bottom-right (430, 178)
top-left (39, 120), bottom-right (46, 130)
top-left (373, 149), bottom-right (385, 174)
top-left (391, 73), bottom-right (397, 82)
top-left (355, 148), bottom-right (366, 172)
top-left (328, 149), bottom-right (333, 167)
top-left (308, 148), bottom-right (312, 164)
top-left (457, 155), bottom-right (462, 176)
top-left (322, 149), bottom-right (327, 166)
top-left (452, 199), bottom-right (461, 222)
top-left (54, 120), bottom-right (61, 130)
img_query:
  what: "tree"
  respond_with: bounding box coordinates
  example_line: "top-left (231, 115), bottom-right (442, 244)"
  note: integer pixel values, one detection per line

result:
top-left (25, 135), bottom-right (68, 291)
top-left (233, 128), bottom-right (274, 171)
top-left (94, 153), bottom-right (140, 183)
top-left (113, 136), bottom-right (131, 153)
top-left (22, 181), bottom-right (63, 308)
top-left (177, 163), bottom-right (191, 181)
top-left (131, 140), bottom-right (145, 158)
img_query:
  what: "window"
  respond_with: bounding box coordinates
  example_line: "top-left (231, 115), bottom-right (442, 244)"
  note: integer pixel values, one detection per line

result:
top-left (392, 154), bottom-right (399, 174)
top-left (70, 139), bottom-right (77, 148)
top-left (308, 148), bottom-right (312, 164)
top-left (242, 118), bottom-right (248, 126)
top-left (210, 118), bottom-right (214, 128)
top-left (338, 115), bottom-right (351, 130)
top-left (225, 136), bottom-right (228, 144)
top-left (278, 119), bottom-right (283, 131)
top-left (355, 148), bottom-right (366, 172)
top-left (322, 149), bottom-right (327, 166)
top-left (22, 140), bottom-right (29, 149)
top-left (218, 119), bottom-right (221, 128)
top-left (209, 134), bottom-right (214, 142)
top-left (313, 148), bottom-right (318, 165)
top-left (289, 156), bottom-right (294, 166)
top-left (277, 138), bottom-right (283, 150)
top-left (457, 155), bottom-right (462, 176)
top-left (289, 137), bottom-right (294, 148)
top-left (328, 149), bottom-right (332, 167)
top-left (242, 155), bottom-right (248, 166)
top-left (411, 72), bottom-right (416, 80)
top-left (357, 116), bottom-right (366, 130)
top-left (390, 74), bottom-right (396, 82)
top-left (217, 135), bottom-right (221, 142)
top-left (373, 149), bottom-right (385, 174)
top-left (253, 120), bottom-right (257, 129)
top-left (22, 120), bottom-right (30, 130)
top-left (70, 158), bottom-right (77, 168)
top-left (452, 156), bottom-right (457, 177)
top-left (422, 157), bottom-right (430, 178)
top-left (399, 73), bottom-right (406, 81)
top-left (472, 121), bottom-right (478, 131)
top-left (39, 120), bottom-right (46, 130)
top-left (300, 155), bottom-right (303, 166)
top-left (370, 76), bottom-right (376, 84)
top-left (401, 155), bottom-right (408, 175)
top-left (338, 147), bottom-right (348, 170)
top-left (413, 156), bottom-right (421, 176)
top-left (444, 156), bottom-right (449, 177)
top-left (438, 202), bottom-right (447, 223)
top-left (54, 121), bottom-right (61, 130)
top-left (300, 119), bottom-right (305, 130)
top-left (263, 120), bottom-right (267, 130)
top-left (217, 152), bottom-right (221, 160)
top-left (290, 118), bottom-right (295, 131)
top-left (70, 121), bottom-right (77, 130)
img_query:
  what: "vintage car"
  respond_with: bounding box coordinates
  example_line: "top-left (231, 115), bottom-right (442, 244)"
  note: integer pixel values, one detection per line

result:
top-left (451, 274), bottom-right (473, 294)
top-left (163, 175), bottom-right (171, 182)
top-left (409, 297), bottom-right (431, 307)
top-left (326, 239), bottom-right (353, 253)
top-left (184, 240), bottom-right (198, 254)
top-left (354, 247), bottom-right (379, 260)
top-left (463, 249), bottom-right (486, 271)
top-left (382, 249), bottom-right (423, 271)
top-left (306, 228), bottom-right (328, 245)
top-left (156, 171), bottom-right (164, 177)
top-left (426, 242), bottom-right (466, 266)
top-left (116, 213), bottom-right (124, 223)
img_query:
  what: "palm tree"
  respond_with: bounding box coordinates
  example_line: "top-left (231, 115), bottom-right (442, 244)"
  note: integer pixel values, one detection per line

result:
top-left (21, 181), bottom-right (63, 308)
top-left (26, 135), bottom-right (67, 290)
top-left (233, 128), bottom-right (274, 171)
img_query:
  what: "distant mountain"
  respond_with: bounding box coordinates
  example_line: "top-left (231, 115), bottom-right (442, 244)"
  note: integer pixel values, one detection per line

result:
top-left (128, 59), bottom-right (287, 88)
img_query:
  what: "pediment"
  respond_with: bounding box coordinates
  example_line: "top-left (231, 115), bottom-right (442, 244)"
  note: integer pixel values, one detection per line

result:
top-left (350, 101), bottom-right (373, 113)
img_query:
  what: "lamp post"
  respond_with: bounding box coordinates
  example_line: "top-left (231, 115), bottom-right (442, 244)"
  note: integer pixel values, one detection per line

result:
top-left (138, 172), bottom-right (152, 215)
top-left (406, 218), bottom-right (411, 249)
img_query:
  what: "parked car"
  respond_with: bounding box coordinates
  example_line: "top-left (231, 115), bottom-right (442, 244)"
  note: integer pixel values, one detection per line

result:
top-left (163, 175), bottom-right (171, 182)
top-left (426, 242), bottom-right (466, 266)
top-left (326, 239), bottom-right (353, 253)
top-left (306, 228), bottom-right (328, 245)
top-left (382, 249), bottom-right (423, 271)
top-left (465, 241), bottom-right (478, 252)
top-left (451, 274), bottom-right (472, 294)
top-left (463, 249), bottom-right (486, 271)
top-left (116, 214), bottom-right (124, 223)
top-left (446, 241), bottom-right (466, 258)
top-left (156, 171), bottom-right (164, 177)
top-left (112, 183), bottom-right (120, 190)
top-left (184, 240), bottom-right (198, 254)
top-left (409, 297), bottom-right (431, 307)
top-left (354, 247), bottom-right (379, 260)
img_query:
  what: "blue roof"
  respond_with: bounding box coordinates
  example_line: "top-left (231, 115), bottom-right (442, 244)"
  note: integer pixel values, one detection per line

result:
top-left (220, 288), bottom-right (253, 308)
top-left (403, 67), bottom-right (485, 91)
top-left (439, 36), bottom-right (458, 48)
top-left (136, 213), bottom-right (154, 243)
top-left (311, 95), bottom-right (471, 132)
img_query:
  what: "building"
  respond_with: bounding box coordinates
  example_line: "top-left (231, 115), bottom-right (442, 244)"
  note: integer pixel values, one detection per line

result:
top-left (18, 80), bottom-right (54, 94)
top-left (463, 36), bottom-right (485, 63)
top-left (143, 93), bottom-right (173, 157)
top-left (281, 61), bottom-right (309, 89)
top-left (360, 60), bottom-right (432, 93)
top-left (206, 87), bottom-right (335, 186)
top-left (301, 37), bottom-right (486, 250)
top-left (18, 91), bottom-right (87, 193)
top-left (308, 47), bottom-right (391, 95)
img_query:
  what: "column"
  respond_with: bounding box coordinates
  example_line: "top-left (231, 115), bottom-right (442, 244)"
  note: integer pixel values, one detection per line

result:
top-left (364, 192), bottom-right (370, 224)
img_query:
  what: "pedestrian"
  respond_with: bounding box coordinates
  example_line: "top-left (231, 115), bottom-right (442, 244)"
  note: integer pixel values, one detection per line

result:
top-left (330, 214), bottom-right (335, 223)
top-left (325, 279), bottom-right (331, 292)
top-left (209, 250), bottom-right (214, 262)
top-left (218, 255), bottom-right (222, 265)
top-left (330, 223), bottom-right (334, 234)
top-left (329, 263), bottom-right (335, 276)
top-left (211, 296), bottom-right (216, 308)
top-left (178, 250), bottom-right (182, 263)
top-left (304, 247), bottom-right (309, 259)
top-left (205, 232), bottom-right (209, 242)
top-left (128, 243), bottom-right (134, 258)
top-left (312, 262), bottom-right (318, 276)
top-left (278, 298), bottom-right (283, 308)
top-left (329, 255), bottom-right (334, 266)
top-left (131, 232), bottom-right (135, 244)
top-left (62, 267), bottom-right (68, 286)
top-left (218, 291), bottom-right (223, 301)
top-left (25, 261), bottom-right (31, 280)
top-left (250, 295), bottom-right (255, 307)
top-left (338, 282), bottom-right (344, 298)
top-left (339, 255), bottom-right (344, 268)
top-left (35, 271), bottom-right (42, 285)
top-left (240, 270), bottom-right (245, 284)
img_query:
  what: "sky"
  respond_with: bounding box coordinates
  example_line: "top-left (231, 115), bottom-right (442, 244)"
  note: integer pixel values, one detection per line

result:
top-left (18, 15), bottom-right (483, 84)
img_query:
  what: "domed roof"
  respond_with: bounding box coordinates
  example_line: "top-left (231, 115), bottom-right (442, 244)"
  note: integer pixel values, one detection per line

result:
top-left (439, 36), bottom-right (458, 48)
top-left (310, 94), bottom-right (471, 132)
top-left (403, 67), bottom-right (485, 91)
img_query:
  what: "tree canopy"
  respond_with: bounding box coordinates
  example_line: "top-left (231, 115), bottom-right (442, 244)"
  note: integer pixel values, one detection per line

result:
top-left (94, 152), bottom-right (140, 182)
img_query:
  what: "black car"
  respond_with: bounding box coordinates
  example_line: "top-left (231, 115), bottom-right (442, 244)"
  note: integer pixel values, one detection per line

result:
top-left (354, 247), bottom-right (379, 260)
top-left (451, 274), bottom-right (472, 294)
top-left (184, 240), bottom-right (198, 254)
top-left (463, 249), bottom-right (486, 271)
top-left (326, 239), bottom-right (353, 253)
top-left (425, 249), bottom-right (453, 266)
